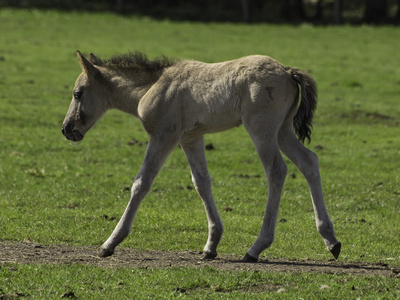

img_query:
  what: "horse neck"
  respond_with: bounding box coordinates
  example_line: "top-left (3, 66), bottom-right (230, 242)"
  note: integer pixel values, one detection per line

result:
top-left (108, 68), bottom-right (161, 117)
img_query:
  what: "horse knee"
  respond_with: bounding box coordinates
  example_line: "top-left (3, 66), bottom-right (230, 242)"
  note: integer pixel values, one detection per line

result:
top-left (131, 176), bottom-right (152, 198)
top-left (191, 171), bottom-right (212, 192)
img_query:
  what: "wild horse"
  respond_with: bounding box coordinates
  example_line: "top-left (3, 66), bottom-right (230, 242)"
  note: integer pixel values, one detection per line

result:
top-left (62, 51), bottom-right (341, 262)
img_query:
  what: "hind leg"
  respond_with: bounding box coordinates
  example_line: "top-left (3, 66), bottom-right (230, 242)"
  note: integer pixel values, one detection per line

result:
top-left (278, 125), bottom-right (341, 259)
top-left (241, 114), bottom-right (288, 261)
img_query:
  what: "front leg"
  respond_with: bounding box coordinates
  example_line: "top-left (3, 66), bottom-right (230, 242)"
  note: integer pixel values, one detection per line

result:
top-left (99, 135), bottom-right (179, 257)
top-left (181, 136), bottom-right (224, 259)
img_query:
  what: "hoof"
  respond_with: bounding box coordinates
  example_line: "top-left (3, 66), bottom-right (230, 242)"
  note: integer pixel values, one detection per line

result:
top-left (240, 253), bottom-right (258, 263)
top-left (329, 242), bottom-right (341, 260)
top-left (98, 248), bottom-right (114, 258)
top-left (201, 251), bottom-right (217, 260)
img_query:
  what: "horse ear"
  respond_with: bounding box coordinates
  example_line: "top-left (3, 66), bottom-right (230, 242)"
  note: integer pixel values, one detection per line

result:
top-left (76, 50), bottom-right (99, 77)
top-left (89, 53), bottom-right (101, 65)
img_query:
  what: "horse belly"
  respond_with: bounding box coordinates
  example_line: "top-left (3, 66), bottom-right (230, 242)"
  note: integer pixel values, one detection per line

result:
top-left (175, 62), bottom-right (246, 135)
top-left (183, 95), bottom-right (243, 135)
top-left (202, 114), bottom-right (242, 134)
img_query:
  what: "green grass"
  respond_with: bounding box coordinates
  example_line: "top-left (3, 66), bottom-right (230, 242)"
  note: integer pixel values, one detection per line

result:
top-left (1, 264), bottom-right (399, 299)
top-left (1, 8), bottom-right (400, 298)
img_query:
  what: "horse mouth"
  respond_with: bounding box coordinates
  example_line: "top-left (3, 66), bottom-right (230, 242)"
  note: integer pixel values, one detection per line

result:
top-left (62, 129), bottom-right (84, 142)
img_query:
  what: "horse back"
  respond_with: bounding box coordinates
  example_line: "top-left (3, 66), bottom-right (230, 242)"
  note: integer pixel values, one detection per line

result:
top-left (137, 55), bottom-right (297, 137)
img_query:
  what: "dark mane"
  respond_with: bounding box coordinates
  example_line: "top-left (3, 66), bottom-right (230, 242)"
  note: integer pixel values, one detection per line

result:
top-left (95, 52), bottom-right (177, 72)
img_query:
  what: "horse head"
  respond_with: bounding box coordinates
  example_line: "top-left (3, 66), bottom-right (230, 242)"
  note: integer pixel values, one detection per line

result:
top-left (62, 51), bottom-right (109, 142)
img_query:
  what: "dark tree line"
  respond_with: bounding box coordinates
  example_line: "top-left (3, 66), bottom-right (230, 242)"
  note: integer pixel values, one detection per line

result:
top-left (2, 0), bottom-right (400, 24)
top-left (239, 0), bottom-right (400, 24)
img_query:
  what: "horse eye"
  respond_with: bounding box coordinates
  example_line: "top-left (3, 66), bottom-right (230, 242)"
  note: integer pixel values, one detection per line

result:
top-left (73, 91), bottom-right (83, 100)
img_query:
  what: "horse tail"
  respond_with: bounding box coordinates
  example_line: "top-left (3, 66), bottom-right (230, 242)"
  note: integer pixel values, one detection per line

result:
top-left (289, 68), bottom-right (318, 144)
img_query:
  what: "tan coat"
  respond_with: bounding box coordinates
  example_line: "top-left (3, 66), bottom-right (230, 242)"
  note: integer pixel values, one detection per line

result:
top-left (62, 51), bottom-right (341, 261)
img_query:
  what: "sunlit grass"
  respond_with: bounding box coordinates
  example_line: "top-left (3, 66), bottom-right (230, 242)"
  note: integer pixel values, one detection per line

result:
top-left (1, 264), bottom-right (399, 299)
top-left (0, 8), bottom-right (399, 298)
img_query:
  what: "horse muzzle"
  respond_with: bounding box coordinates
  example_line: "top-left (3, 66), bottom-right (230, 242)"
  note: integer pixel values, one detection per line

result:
top-left (61, 125), bottom-right (84, 142)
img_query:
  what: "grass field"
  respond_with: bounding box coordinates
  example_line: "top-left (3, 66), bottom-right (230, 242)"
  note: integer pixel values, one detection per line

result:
top-left (0, 8), bottom-right (399, 299)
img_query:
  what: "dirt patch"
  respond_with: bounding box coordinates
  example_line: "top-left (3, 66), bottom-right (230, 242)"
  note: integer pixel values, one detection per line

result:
top-left (0, 241), bottom-right (398, 277)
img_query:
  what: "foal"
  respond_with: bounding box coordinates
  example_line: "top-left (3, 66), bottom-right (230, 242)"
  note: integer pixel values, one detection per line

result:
top-left (62, 51), bottom-right (341, 262)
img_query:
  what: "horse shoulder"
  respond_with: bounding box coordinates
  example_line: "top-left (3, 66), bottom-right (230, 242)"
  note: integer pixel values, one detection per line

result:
top-left (137, 72), bottom-right (183, 135)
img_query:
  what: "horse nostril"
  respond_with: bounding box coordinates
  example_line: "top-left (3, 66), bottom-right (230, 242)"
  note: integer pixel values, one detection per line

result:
top-left (61, 127), bottom-right (66, 136)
